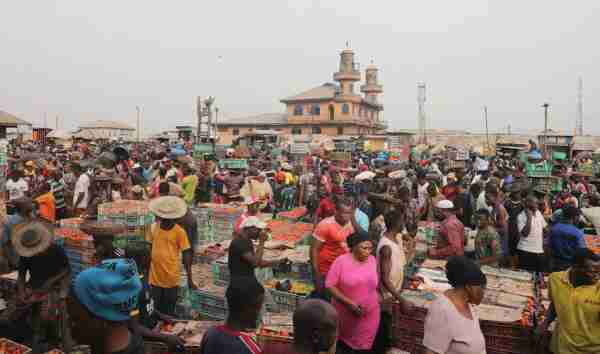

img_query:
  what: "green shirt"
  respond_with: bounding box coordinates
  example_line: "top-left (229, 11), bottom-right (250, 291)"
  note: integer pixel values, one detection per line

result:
top-left (475, 227), bottom-right (502, 260)
top-left (181, 175), bottom-right (198, 205)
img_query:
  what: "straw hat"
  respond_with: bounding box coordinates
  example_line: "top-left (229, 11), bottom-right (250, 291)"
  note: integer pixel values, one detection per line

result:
top-left (388, 170), bottom-right (407, 179)
top-left (149, 196), bottom-right (188, 219)
top-left (12, 221), bottom-right (54, 257)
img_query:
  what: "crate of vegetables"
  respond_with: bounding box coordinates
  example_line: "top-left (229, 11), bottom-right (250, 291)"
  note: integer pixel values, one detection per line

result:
top-left (277, 207), bottom-right (307, 221)
top-left (0, 338), bottom-right (32, 354)
top-left (264, 279), bottom-right (311, 312)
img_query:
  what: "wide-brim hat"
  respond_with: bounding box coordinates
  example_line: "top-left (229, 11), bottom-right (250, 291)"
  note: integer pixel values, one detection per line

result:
top-left (149, 196), bottom-right (188, 219)
top-left (388, 170), bottom-right (407, 179)
top-left (355, 171), bottom-right (376, 181)
top-left (12, 221), bottom-right (54, 258)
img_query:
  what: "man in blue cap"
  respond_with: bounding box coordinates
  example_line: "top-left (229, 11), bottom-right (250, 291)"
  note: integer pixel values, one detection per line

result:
top-left (66, 258), bottom-right (143, 354)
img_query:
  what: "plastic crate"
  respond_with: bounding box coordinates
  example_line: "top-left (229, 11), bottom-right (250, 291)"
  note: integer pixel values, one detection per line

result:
top-left (266, 288), bottom-right (306, 313)
top-left (528, 177), bottom-right (562, 193)
top-left (525, 161), bottom-right (552, 177)
top-left (218, 159), bottom-right (248, 170)
top-left (211, 262), bottom-right (230, 286)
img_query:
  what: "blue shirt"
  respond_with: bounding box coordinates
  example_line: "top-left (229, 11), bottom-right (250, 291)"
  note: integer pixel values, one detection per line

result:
top-left (550, 223), bottom-right (586, 262)
top-left (2, 214), bottom-right (23, 246)
top-left (354, 209), bottom-right (369, 233)
top-left (142, 168), bottom-right (153, 183)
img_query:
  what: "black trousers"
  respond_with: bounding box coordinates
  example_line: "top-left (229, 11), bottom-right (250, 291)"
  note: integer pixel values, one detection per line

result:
top-left (150, 286), bottom-right (179, 316)
top-left (517, 250), bottom-right (546, 273)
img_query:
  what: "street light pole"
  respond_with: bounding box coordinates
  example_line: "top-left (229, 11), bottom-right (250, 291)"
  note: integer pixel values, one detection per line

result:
top-left (484, 106), bottom-right (489, 153)
top-left (136, 106), bottom-right (141, 143)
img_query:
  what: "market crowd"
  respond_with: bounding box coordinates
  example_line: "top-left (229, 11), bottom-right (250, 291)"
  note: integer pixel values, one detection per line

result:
top-left (0, 139), bottom-right (599, 354)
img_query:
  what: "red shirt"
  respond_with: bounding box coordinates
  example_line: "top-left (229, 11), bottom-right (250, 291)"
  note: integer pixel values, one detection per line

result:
top-left (431, 215), bottom-right (465, 258)
top-left (313, 216), bottom-right (354, 276)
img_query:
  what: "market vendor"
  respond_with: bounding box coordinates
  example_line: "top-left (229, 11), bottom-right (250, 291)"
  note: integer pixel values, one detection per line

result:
top-left (311, 198), bottom-right (361, 300)
top-left (240, 168), bottom-right (273, 211)
top-left (292, 299), bottom-right (338, 354)
top-left (428, 200), bottom-right (465, 259)
top-left (536, 248), bottom-right (600, 353)
top-left (14, 221), bottom-right (71, 351)
top-left (125, 242), bottom-right (186, 351)
top-left (423, 256), bottom-right (487, 354)
top-left (233, 197), bottom-right (261, 236)
top-left (147, 196), bottom-right (197, 316)
top-left (228, 216), bottom-right (288, 280)
top-left (200, 277), bottom-right (264, 354)
top-left (66, 258), bottom-right (144, 354)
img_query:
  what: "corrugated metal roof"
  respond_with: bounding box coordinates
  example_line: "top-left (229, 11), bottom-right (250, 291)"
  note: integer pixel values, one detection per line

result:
top-left (79, 120), bottom-right (134, 130)
top-left (0, 110), bottom-right (32, 127)
top-left (281, 83), bottom-right (337, 102)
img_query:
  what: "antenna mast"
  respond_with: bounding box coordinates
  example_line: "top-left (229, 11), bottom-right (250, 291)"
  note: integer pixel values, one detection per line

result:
top-left (417, 83), bottom-right (427, 144)
top-left (576, 76), bottom-right (583, 136)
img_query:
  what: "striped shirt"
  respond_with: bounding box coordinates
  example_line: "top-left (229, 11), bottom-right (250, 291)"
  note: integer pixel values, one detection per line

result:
top-left (50, 179), bottom-right (67, 210)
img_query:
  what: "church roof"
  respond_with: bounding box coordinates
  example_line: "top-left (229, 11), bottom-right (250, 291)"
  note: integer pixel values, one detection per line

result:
top-left (281, 83), bottom-right (337, 103)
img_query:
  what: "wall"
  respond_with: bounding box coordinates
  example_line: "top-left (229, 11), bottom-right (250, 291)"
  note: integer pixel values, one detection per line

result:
top-left (216, 124), bottom-right (371, 145)
top-left (286, 100), bottom-right (379, 126)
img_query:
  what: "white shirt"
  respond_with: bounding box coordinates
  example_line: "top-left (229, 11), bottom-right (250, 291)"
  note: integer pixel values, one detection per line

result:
top-left (73, 173), bottom-right (91, 209)
top-left (6, 178), bottom-right (28, 200)
top-left (417, 182), bottom-right (430, 209)
top-left (517, 210), bottom-right (547, 254)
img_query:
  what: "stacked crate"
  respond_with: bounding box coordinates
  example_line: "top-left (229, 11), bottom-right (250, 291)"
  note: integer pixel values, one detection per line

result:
top-left (98, 200), bottom-right (155, 248)
top-left (55, 227), bottom-right (96, 279)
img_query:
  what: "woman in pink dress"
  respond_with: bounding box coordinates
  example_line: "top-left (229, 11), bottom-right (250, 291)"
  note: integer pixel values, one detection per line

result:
top-left (326, 231), bottom-right (380, 353)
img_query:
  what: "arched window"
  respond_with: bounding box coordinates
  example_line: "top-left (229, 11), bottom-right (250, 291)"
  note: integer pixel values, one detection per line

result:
top-left (312, 126), bottom-right (322, 134)
top-left (329, 105), bottom-right (335, 121)
top-left (291, 127), bottom-right (302, 134)
top-left (342, 104), bottom-right (350, 114)
top-left (311, 104), bottom-right (321, 115)
top-left (294, 105), bottom-right (303, 115)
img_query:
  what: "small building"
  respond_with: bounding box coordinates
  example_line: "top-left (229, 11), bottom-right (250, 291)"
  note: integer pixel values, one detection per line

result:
top-left (0, 110), bottom-right (33, 141)
top-left (77, 120), bottom-right (135, 140)
top-left (216, 47), bottom-right (386, 145)
top-left (538, 130), bottom-right (574, 160)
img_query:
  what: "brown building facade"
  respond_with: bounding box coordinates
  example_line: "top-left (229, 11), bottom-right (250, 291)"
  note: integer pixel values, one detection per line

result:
top-left (217, 48), bottom-right (386, 145)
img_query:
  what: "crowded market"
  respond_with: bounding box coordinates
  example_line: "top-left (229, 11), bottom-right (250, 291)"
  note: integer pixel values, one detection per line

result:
top-left (0, 134), bottom-right (599, 354)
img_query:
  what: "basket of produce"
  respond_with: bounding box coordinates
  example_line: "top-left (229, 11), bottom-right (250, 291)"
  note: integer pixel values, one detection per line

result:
top-left (277, 207), bottom-right (308, 221)
top-left (0, 338), bottom-right (32, 354)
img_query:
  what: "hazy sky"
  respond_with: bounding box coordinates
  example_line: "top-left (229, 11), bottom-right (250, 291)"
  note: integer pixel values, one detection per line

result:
top-left (2, 1), bottom-right (599, 135)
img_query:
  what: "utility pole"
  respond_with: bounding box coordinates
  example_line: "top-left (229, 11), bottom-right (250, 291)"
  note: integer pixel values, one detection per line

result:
top-left (136, 106), bottom-right (141, 143)
top-left (484, 106), bottom-right (489, 152)
top-left (55, 116), bottom-right (59, 130)
top-left (214, 107), bottom-right (219, 143)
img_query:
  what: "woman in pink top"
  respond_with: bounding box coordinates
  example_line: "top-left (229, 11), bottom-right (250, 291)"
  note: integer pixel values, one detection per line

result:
top-left (325, 231), bottom-right (380, 353)
top-left (423, 256), bottom-right (487, 354)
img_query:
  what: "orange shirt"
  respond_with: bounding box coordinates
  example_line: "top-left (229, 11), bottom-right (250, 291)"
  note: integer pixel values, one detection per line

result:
top-left (313, 216), bottom-right (354, 276)
top-left (35, 192), bottom-right (56, 222)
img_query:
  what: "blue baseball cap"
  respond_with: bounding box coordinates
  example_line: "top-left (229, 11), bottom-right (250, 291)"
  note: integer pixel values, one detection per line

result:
top-left (73, 258), bottom-right (142, 322)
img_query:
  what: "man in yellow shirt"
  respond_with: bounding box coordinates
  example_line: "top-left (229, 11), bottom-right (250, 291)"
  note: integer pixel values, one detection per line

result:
top-left (147, 196), bottom-right (197, 316)
top-left (537, 248), bottom-right (600, 353)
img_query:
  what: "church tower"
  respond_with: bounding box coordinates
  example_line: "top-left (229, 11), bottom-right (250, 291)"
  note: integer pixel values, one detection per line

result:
top-left (361, 61), bottom-right (383, 104)
top-left (333, 47), bottom-right (361, 96)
